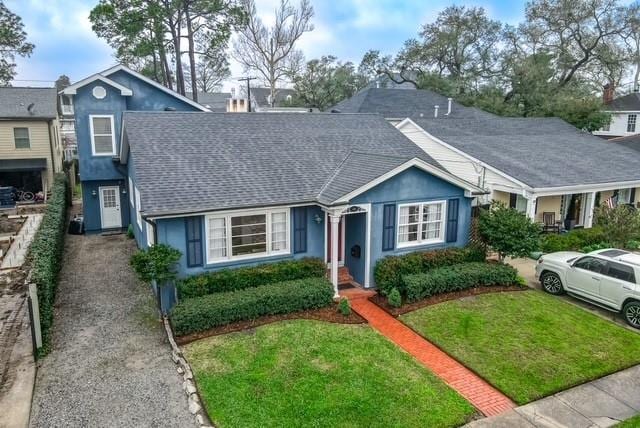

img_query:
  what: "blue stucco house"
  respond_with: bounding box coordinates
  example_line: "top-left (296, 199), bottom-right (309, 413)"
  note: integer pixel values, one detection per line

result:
top-left (118, 112), bottom-right (485, 298)
top-left (61, 65), bottom-right (207, 232)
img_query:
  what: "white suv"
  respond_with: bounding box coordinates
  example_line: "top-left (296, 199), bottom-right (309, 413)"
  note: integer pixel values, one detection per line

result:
top-left (535, 249), bottom-right (640, 328)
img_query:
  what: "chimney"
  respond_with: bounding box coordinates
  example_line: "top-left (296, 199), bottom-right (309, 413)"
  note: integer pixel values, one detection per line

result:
top-left (376, 79), bottom-right (380, 89)
top-left (445, 98), bottom-right (452, 115)
top-left (434, 105), bottom-right (439, 118)
top-left (603, 83), bottom-right (615, 104)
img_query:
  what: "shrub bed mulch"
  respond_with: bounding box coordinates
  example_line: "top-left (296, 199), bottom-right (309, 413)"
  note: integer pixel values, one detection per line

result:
top-left (175, 303), bottom-right (365, 345)
top-left (370, 285), bottom-right (527, 317)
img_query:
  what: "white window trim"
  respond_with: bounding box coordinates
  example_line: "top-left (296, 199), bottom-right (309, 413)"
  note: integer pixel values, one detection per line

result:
top-left (13, 127), bottom-right (31, 149)
top-left (205, 207), bottom-right (290, 264)
top-left (128, 177), bottom-right (134, 206)
top-left (396, 200), bottom-right (447, 249)
top-left (146, 222), bottom-right (155, 247)
top-left (89, 114), bottom-right (116, 156)
top-left (134, 186), bottom-right (142, 229)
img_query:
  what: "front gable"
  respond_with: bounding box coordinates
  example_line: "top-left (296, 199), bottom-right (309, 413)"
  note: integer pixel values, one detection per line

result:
top-left (351, 166), bottom-right (466, 205)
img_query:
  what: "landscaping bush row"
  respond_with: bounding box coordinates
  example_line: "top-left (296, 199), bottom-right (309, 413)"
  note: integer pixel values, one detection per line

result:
top-left (539, 227), bottom-right (607, 253)
top-left (374, 246), bottom-right (486, 296)
top-left (171, 277), bottom-right (335, 336)
top-left (404, 262), bottom-right (520, 302)
top-left (177, 257), bottom-right (326, 298)
top-left (29, 173), bottom-right (69, 356)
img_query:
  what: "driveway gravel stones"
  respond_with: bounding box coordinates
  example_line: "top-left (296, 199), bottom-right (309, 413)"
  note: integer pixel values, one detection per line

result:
top-left (29, 233), bottom-right (194, 427)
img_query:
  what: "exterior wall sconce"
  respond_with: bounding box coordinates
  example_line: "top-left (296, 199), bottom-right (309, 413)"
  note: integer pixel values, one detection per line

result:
top-left (91, 189), bottom-right (97, 197)
top-left (122, 187), bottom-right (127, 195)
top-left (314, 214), bottom-right (323, 224)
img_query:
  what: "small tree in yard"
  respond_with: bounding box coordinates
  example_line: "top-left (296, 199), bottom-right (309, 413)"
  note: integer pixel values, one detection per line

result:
top-left (594, 205), bottom-right (640, 248)
top-left (478, 202), bottom-right (541, 262)
top-left (130, 244), bottom-right (182, 313)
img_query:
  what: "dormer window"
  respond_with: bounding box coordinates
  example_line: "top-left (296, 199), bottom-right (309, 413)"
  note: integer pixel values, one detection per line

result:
top-left (60, 95), bottom-right (74, 115)
top-left (89, 115), bottom-right (116, 156)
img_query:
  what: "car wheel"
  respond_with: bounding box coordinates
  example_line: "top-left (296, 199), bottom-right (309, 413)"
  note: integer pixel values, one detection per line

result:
top-left (622, 301), bottom-right (640, 329)
top-left (541, 272), bottom-right (564, 295)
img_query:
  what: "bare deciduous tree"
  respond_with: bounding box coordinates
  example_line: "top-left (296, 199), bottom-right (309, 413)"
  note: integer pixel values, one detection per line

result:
top-left (233, 0), bottom-right (313, 106)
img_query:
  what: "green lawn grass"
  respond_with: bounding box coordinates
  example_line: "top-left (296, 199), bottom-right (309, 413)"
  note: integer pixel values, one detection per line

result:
top-left (400, 290), bottom-right (640, 405)
top-left (617, 415), bottom-right (640, 427)
top-left (184, 319), bottom-right (476, 428)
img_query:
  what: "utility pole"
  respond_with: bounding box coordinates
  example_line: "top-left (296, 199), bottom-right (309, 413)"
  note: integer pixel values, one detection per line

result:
top-left (238, 77), bottom-right (257, 112)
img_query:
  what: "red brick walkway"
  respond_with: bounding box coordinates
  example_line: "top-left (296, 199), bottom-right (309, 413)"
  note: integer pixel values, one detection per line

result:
top-left (349, 297), bottom-right (515, 417)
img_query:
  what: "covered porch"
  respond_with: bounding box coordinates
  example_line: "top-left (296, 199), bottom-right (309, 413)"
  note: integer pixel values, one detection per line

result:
top-left (494, 185), bottom-right (640, 232)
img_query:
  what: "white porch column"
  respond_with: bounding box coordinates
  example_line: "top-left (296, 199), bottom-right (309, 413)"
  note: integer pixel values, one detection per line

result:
top-left (525, 196), bottom-right (537, 221)
top-left (329, 213), bottom-right (341, 298)
top-left (584, 191), bottom-right (597, 228)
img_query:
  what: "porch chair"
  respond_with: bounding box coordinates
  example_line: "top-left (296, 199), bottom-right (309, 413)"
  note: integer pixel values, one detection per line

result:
top-left (542, 212), bottom-right (560, 234)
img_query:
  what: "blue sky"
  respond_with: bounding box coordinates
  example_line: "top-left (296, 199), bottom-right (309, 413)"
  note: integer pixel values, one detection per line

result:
top-left (7, 0), bottom-right (526, 89)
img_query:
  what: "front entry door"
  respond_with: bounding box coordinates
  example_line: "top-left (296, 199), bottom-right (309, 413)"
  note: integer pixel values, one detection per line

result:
top-left (99, 186), bottom-right (122, 229)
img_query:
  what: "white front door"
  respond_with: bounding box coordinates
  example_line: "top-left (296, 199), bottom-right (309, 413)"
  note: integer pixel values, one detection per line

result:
top-left (99, 186), bottom-right (121, 229)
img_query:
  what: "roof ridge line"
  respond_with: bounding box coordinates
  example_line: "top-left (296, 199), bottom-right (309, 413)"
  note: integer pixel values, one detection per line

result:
top-left (316, 151), bottom-right (357, 200)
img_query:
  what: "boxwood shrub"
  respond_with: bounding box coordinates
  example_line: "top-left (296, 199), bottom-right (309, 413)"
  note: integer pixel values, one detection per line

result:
top-left (374, 246), bottom-right (486, 296)
top-left (403, 262), bottom-right (520, 302)
top-left (29, 173), bottom-right (69, 356)
top-left (177, 257), bottom-right (326, 298)
top-left (540, 227), bottom-right (607, 253)
top-left (171, 277), bottom-right (334, 336)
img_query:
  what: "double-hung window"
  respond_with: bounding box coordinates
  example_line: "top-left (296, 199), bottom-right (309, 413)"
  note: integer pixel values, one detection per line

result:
top-left (90, 115), bottom-right (116, 156)
top-left (206, 208), bottom-right (289, 263)
top-left (628, 114), bottom-right (637, 133)
top-left (397, 201), bottom-right (446, 247)
top-left (13, 128), bottom-right (30, 149)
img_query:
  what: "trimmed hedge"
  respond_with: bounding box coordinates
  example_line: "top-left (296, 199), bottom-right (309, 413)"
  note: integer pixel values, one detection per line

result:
top-left (177, 257), bottom-right (326, 298)
top-left (171, 277), bottom-right (335, 336)
top-left (29, 173), bottom-right (69, 356)
top-left (404, 262), bottom-right (520, 302)
top-left (540, 227), bottom-right (607, 253)
top-left (374, 246), bottom-right (486, 296)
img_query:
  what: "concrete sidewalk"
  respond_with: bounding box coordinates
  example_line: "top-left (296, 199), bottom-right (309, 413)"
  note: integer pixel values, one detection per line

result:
top-left (465, 364), bottom-right (640, 427)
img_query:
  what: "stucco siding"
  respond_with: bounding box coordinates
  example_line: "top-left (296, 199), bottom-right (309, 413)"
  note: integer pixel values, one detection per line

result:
top-left (0, 120), bottom-right (55, 186)
top-left (535, 195), bottom-right (562, 223)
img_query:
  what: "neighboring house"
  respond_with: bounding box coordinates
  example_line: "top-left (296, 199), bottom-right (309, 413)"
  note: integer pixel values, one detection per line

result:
top-left (119, 112), bottom-right (484, 298)
top-left (60, 65), bottom-right (208, 232)
top-left (333, 88), bottom-right (640, 229)
top-left (248, 87), bottom-right (296, 109)
top-left (186, 92), bottom-right (230, 112)
top-left (0, 87), bottom-right (64, 194)
top-left (593, 87), bottom-right (640, 139)
top-left (58, 90), bottom-right (77, 160)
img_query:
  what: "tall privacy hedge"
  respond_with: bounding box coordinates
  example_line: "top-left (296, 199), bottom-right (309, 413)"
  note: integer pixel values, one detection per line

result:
top-left (374, 246), bottom-right (486, 296)
top-left (403, 262), bottom-right (520, 302)
top-left (29, 173), bottom-right (69, 356)
top-left (177, 257), bottom-right (326, 298)
top-left (171, 277), bottom-right (335, 336)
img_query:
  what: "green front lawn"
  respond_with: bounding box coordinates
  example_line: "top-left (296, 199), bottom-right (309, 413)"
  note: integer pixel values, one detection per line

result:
top-left (617, 415), bottom-right (640, 427)
top-left (401, 290), bottom-right (640, 405)
top-left (184, 320), bottom-right (476, 428)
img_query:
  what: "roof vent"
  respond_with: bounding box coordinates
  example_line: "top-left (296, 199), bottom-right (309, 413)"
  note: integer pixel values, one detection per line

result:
top-left (164, 107), bottom-right (176, 111)
top-left (330, 109), bottom-right (341, 113)
top-left (434, 105), bottom-right (439, 118)
top-left (27, 103), bottom-right (35, 115)
top-left (445, 98), bottom-right (452, 115)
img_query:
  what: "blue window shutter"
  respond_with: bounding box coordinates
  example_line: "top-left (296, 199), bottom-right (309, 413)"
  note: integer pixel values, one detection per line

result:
top-left (293, 207), bottom-right (307, 254)
top-left (382, 204), bottom-right (395, 251)
top-left (185, 217), bottom-right (203, 267)
top-left (446, 199), bottom-right (459, 243)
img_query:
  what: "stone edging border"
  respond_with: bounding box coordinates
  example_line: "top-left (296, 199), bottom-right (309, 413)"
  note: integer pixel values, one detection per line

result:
top-left (162, 316), bottom-right (214, 428)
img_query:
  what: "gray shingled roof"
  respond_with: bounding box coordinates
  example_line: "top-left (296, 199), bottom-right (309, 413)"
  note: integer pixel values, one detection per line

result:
top-left (609, 134), bottom-right (640, 152)
top-left (186, 92), bottom-right (230, 112)
top-left (329, 87), bottom-right (495, 119)
top-left (0, 87), bottom-right (57, 119)
top-left (412, 116), bottom-right (640, 189)
top-left (124, 112), bottom-right (442, 216)
top-left (606, 92), bottom-right (640, 111)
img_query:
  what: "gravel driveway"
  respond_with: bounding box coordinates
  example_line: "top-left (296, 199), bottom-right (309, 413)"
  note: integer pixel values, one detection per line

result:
top-left (30, 233), bottom-right (194, 427)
